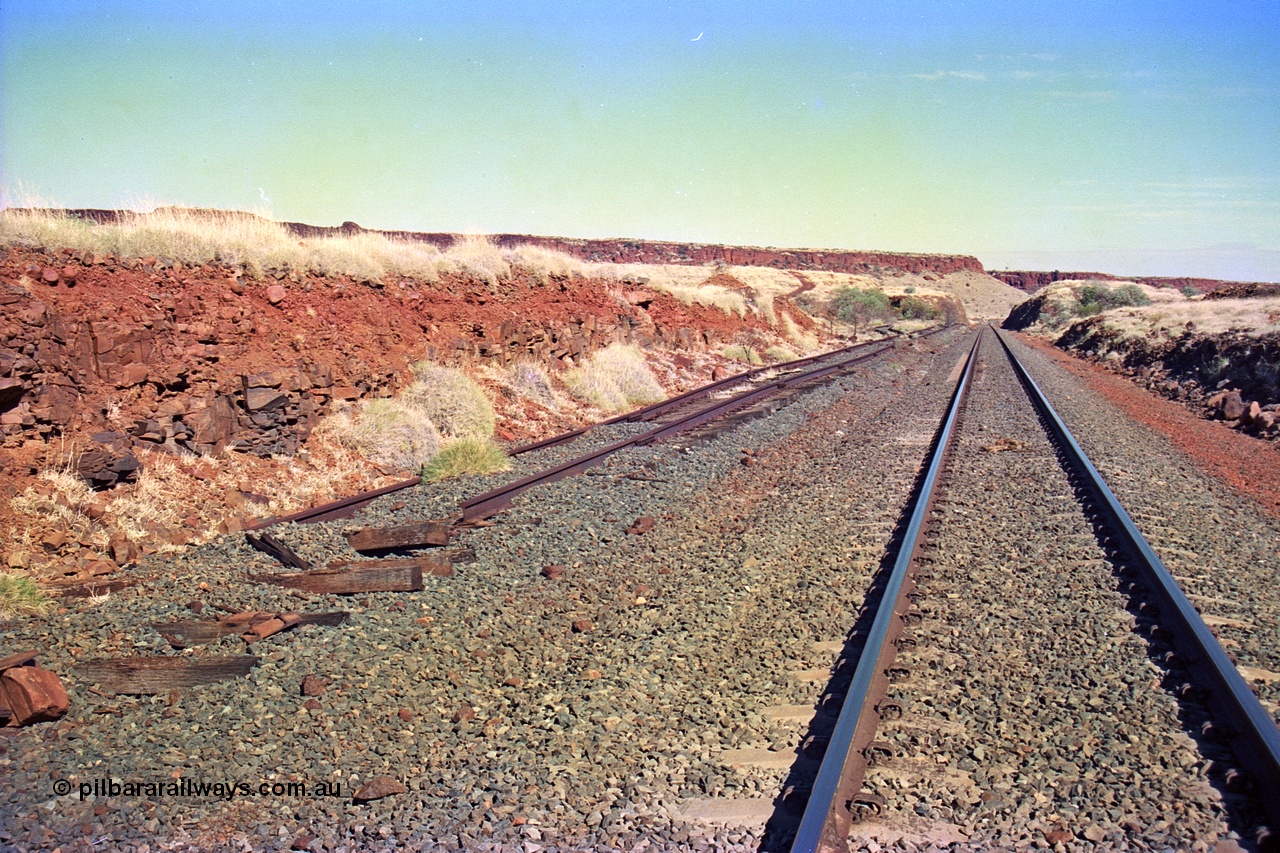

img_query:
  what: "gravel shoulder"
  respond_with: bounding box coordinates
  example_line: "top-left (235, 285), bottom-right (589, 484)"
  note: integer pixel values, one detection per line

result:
top-left (3, 324), bottom-right (1272, 852)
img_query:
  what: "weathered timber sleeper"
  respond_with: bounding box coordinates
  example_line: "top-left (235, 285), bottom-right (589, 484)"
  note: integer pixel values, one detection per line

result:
top-left (75, 656), bottom-right (260, 695)
top-left (344, 520), bottom-right (451, 552)
top-left (254, 559), bottom-right (445, 594)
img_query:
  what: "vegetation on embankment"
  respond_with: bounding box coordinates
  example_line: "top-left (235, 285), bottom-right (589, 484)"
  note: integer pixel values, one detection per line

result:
top-left (1003, 279), bottom-right (1280, 437)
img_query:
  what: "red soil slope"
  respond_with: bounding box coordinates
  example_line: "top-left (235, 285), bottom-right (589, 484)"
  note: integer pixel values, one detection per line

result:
top-left (1017, 333), bottom-right (1280, 523)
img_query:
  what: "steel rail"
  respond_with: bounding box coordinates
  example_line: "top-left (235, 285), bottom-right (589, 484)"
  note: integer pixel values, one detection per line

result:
top-left (246, 341), bottom-right (895, 529)
top-left (505, 339), bottom-right (878, 456)
top-left (460, 340), bottom-right (905, 521)
top-left (248, 326), bottom-right (953, 531)
top-left (244, 476), bottom-right (422, 531)
top-left (790, 330), bottom-right (983, 853)
top-left (992, 327), bottom-right (1280, 832)
top-left (508, 332), bottom-right (937, 456)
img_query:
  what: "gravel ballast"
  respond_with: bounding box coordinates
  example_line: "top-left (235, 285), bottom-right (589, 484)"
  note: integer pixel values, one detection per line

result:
top-left (1, 325), bottom-right (1275, 852)
top-left (857, 332), bottom-right (1246, 851)
top-left (0, 332), bottom-right (972, 852)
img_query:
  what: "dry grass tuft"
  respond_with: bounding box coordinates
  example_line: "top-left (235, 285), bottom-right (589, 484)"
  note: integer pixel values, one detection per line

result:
top-left (104, 454), bottom-right (207, 551)
top-left (506, 361), bottom-right (559, 409)
top-left (778, 311), bottom-right (820, 351)
top-left (0, 206), bottom-right (588, 286)
top-left (651, 282), bottom-right (748, 317)
top-left (420, 437), bottom-right (512, 482)
top-left (404, 364), bottom-right (496, 438)
top-left (764, 344), bottom-right (799, 363)
top-left (1091, 296), bottom-right (1280, 340)
top-left (328, 399), bottom-right (443, 473)
top-left (564, 344), bottom-right (666, 412)
top-left (506, 244), bottom-right (584, 280)
top-left (436, 235), bottom-right (510, 286)
top-left (0, 574), bottom-right (53, 619)
top-left (722, 344), bottom-right (764, 365)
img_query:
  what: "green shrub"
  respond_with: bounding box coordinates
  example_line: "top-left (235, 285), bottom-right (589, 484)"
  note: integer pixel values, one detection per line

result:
top-left (831, 287), bottom-right (893, 325)
top-left (420, 437), bottom-right (512, 482)
top-left (722, 344), bottom-right (763, 365)
top-left (1074, 283), bottom-right (1151, 316)
top-left (331, 399), bottom-right (442, 471)
top-left (897, 296), bottom-right (942, 320)
top-left (403, 364), bottom-right (496, 438)
top-left (1110, 284), bottom-right (1152, 307)
top-left (0, 574), bottom-right (53, 620)
top-left (564, 344), bottom-right (665, 412)
top-left (1181, 285), bottom-right (1201, 298)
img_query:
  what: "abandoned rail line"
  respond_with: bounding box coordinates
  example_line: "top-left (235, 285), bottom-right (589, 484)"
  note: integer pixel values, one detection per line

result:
top-left (245, 331), bottom-right (931, 532)
top-left (3, 325), bottom-right (1279, 852)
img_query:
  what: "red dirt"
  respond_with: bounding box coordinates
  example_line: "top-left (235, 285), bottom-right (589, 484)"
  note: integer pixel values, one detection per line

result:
top-left (1, 243), bottom-right (827, 577)
top-left (1016, 333), bottom-right (1280, 523)
top-left (785, 271), bottom-right (818, 298)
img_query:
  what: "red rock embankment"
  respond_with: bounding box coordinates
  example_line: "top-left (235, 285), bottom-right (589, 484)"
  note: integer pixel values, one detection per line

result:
top-left (0, 246), bottom-right (760, 471)
top-left (486, 235), bottom-right (985, 275)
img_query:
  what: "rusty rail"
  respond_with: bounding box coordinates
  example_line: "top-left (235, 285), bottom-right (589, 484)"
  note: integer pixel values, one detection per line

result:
top-left (789, 331), bottom-right (982, 853)
top-left (508, 333), bottom-right (919, 456)
top-left (248, 326), bottom-right (952, 531)
top-left (460, 339), bottom-right (909, 521)
top-left (244, 477), bottom-right (422, 531)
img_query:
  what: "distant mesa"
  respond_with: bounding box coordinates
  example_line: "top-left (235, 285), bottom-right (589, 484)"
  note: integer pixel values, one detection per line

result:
top-left (990, 269), bottom-right (1277, 296)
top-left (19, 207), bottom-right (985, 278)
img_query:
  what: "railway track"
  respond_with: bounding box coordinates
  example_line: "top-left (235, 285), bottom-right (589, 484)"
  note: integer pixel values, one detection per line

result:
top-left (246, 331), bottom-right (937, 530)
top-left (11, 322), bottom-right (1279, 851)
top-left (778, 327), bottom-right (1279, 852)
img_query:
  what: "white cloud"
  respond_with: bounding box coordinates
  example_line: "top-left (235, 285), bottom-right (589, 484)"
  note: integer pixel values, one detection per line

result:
top-left (908, 70), bottom-right (986, 82)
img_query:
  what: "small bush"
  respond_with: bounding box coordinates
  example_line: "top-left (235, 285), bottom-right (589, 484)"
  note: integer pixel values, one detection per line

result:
top-left (331, 399), bottom-right (442, 471)
top-left (0, 574), bottom-right (53, 619)
top-left (764, 345), bottom-right (799, 363)
top-left (897, 296), bottom-right (942, 320)
top-left (1110, 284), bottom-right (1152, 307)
top-left (420, 437), bottom-right (512, 482)
top-left (564, 344), bottom-right (665, 412)
top-left (1075, 283), bottom-right (1151, 316)
top-left (722, 344), bottom-right (763, 365)
top-left (404, 364), bottom-right (496, 438)
top-left (1181, 285), bottom-right (1201, 298)
top-left (831, 287), bottom-right (893, 324)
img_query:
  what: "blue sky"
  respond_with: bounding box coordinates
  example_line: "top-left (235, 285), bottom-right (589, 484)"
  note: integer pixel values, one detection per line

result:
top-left (2, 1), bottom-right (1278, 279)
